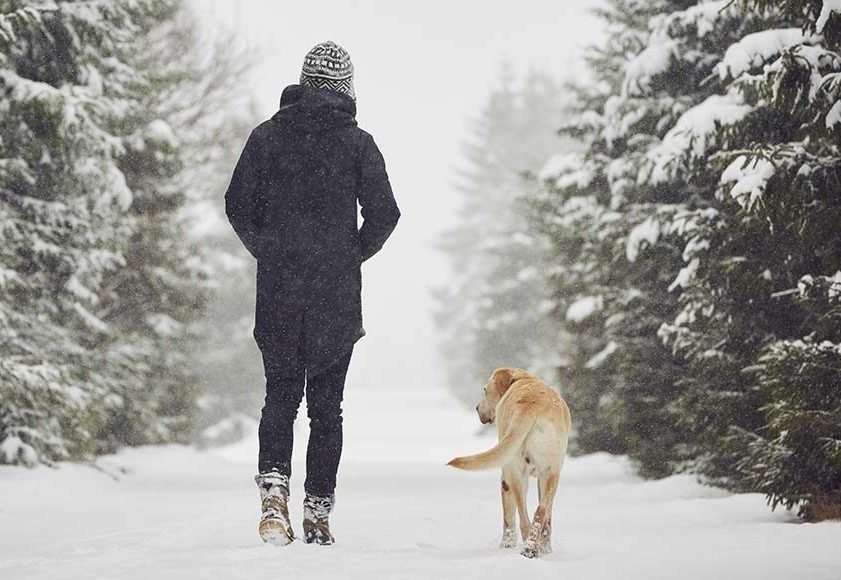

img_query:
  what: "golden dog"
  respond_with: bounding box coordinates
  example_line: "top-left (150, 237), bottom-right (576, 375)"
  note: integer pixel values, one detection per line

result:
top-left (448, 368), bottom-right (571, 558)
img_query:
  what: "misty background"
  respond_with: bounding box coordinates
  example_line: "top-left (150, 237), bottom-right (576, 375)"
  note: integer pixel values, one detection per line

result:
top-left (191, 0), bottom-right (601, 417)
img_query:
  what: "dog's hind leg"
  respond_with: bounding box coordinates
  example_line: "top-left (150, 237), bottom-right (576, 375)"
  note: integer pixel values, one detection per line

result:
top-left (538, 455), bottom-right (565, 555)
top-left (521, 469), bottom-right (559, 559)
top-left (499, 469), bottom-right (520, 548)
top-left (537, 483), bottom-right (554, 555)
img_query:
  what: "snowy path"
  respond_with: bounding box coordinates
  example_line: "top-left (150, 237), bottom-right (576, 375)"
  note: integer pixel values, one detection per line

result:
top-left (2, 385), bottom-right (840, 580)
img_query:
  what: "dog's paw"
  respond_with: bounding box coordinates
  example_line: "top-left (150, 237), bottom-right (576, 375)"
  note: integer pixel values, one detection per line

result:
top-left (538, 528), bottom-right (553, 555)
top-left (499, 528), bottom-right (518, 549)
top-left (520, 541), bottom-right (539, 559)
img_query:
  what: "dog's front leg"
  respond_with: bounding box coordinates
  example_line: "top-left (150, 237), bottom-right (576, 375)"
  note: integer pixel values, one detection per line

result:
top-left (499, 470), bottom-right (519, 548)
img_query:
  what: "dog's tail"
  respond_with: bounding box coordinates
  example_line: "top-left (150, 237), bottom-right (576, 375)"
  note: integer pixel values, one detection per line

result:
top-left (447, 415), bottom-right (535, 471)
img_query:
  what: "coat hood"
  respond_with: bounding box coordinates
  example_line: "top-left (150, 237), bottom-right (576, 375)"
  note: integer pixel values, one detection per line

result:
top-left (273, 84), bottom-right (357, 133)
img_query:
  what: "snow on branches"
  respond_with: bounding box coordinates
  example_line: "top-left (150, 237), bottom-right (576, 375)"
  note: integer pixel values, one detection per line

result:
top-left (715, 28), bottom-right (814, 80)
top-left (720, 155), bottom-right (776, 210)
top-left (643, 93), bottom-right (753, 185)
top-left (0, 6), bottom-right (47, 44)
top-left (817, 0), bottom-right (841, 33)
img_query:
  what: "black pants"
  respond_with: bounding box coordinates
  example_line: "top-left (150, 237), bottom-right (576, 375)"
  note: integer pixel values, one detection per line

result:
top-left (258, 347), bottom-right (353, 496)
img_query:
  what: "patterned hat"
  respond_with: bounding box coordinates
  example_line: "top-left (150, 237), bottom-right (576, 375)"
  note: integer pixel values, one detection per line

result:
top-left (300, 41), bottom-right (355, 101)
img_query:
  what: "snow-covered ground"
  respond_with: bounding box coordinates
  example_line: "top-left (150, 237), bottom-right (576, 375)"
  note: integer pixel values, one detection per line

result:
top-left (2, 383), bottom-right (840, 580)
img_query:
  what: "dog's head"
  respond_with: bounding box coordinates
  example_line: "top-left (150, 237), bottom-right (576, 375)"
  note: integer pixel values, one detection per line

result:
top-left (475, 368), bottom-right (517, 424)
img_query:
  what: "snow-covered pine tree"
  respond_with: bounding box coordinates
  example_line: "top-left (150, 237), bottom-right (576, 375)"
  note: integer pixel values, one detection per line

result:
top-left (0, 1), bottom-right (146, 464)
top-left (0, 0), bottom-right (210, 464)
top-left (618, 0), bottom-right (841, 512)
top-left (604, 0), bottom-right (777, 476)
top-left (532, 0), bottom-right (722, 468)
top-left (91, 0), bottom-right (216, 450)
top-left (649, 0), bottom-right (840, 498)
top-left (435, 68), bottom-right (566, 406)
top-left (738, 274), bottom-right (841, 519)
top-left (542, 0), bottom-right (840, 503)
top-left (699, 0), bottom-right (840, 517)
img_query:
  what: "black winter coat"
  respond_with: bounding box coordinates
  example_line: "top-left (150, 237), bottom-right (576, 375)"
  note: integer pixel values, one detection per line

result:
top-left (225, 84), bottom-right (400, 375)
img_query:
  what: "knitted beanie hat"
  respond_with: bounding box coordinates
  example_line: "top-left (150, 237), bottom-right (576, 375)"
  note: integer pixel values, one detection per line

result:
top-left (300, 41), bottom-right (355, 101)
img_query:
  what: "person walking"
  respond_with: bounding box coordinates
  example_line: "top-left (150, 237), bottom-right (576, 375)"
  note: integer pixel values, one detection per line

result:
top-left (225, 40), bottom-right (400, 546)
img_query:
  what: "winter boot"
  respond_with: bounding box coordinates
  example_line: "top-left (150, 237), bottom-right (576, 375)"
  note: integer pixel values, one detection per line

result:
top-left (302, 493), bottom-right (335, 545)
top-left (254, 469), bottom-right (295, 545)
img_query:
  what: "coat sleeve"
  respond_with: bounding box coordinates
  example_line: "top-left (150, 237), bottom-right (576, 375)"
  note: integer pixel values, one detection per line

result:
top-left (225, 131), bottom-right (262, 258)
top-left (358, 134), bottom-right (400, 262)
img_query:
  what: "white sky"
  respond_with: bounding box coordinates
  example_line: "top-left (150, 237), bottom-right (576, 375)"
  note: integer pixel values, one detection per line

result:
top-left (194, 0), bottom-right (603, 390)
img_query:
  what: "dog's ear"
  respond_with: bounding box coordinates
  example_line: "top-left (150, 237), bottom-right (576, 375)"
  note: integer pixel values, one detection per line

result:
top-left (492, 368), bottom-right (514, 397)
